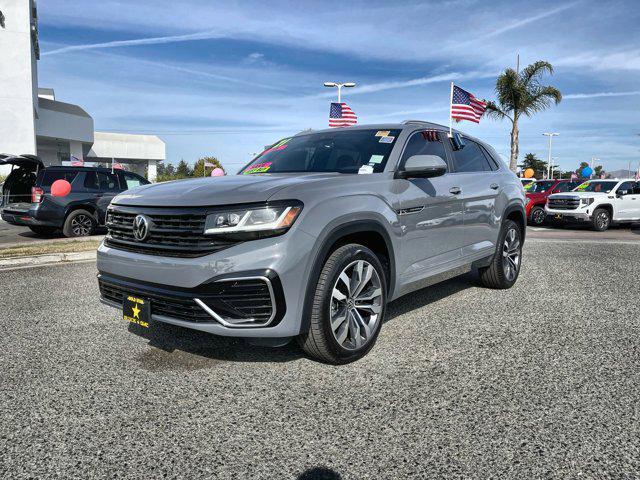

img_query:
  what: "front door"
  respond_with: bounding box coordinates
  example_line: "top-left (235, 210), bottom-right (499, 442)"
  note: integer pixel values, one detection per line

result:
top-left (82, 170), bottom-right (122, 224)
top-left (395, 130), bottom-right (464, 282)
top-left (616, 181), bottom-right (640, 220)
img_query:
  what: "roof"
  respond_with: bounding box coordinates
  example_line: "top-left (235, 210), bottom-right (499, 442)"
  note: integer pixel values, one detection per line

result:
top-left (38, 97), bottom-right (91, 118)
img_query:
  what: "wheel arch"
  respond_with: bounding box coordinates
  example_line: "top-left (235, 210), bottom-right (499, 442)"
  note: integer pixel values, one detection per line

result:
top-left (298, 219), bottom-right (396, 335)
top-left (504, 203), bottom-right (526, 244)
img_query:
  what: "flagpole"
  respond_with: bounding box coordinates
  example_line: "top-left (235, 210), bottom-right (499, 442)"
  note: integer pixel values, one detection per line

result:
top-left (449, 82), bottom-right (454, 137)
top-left (111, 157), bottom-right (114, 174)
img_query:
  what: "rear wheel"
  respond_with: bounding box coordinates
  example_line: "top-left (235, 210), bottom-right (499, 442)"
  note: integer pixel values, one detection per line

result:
top-left (28, 226), bottom-right (58, 236)
top-left (298, 244), bottom-right (387, 364)
top-left (479, 219), bottom-right (522, 289)
top-left (529, 206), bottom-right (546, 225)
top-left (63, 209), bottom-right (96, 237)
top-left (591, 208), bottom-right (611, 231)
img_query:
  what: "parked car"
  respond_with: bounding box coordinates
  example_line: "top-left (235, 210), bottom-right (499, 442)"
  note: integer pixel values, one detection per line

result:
top-left (525, 179), bottom-right (584, 225)
top-left (97, 122), bottom-right (526, 363)
top-left (520, 178), bottom-right (534, 190)
top-left (546, 179), bottom-right (640, 231)
top-left (0, 154), bottom-right (149, 237)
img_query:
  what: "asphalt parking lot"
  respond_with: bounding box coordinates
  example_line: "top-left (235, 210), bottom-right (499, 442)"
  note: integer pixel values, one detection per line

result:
top-left (1, 239), bottom-right (639, 479)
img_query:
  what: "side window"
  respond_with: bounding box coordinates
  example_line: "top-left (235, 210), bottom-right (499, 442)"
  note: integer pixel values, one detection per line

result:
top-left (451, 139), bottom-right (493, 173)
top-left (122, 172), bottom-right (148, 190)
top-left (554, 183), bottom-right (571, 193)
top-left (617, 181), bottom-right (635, 195)
top-left (634, 182), bottom-right (640, 195)
top-left (84, 171), bottom-right (120, 192)
top-left (41, 170), bottom-right (79, 187)
top-left (400, 130), bottom-right (448, 169)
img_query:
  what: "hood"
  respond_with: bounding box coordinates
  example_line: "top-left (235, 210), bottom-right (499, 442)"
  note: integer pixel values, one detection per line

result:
top-left (548, 191), bottom-right (609, 199)
top-left (112, 172), bottom-right (343, 207)
top-left (0, 154), bottom-right (44, 172)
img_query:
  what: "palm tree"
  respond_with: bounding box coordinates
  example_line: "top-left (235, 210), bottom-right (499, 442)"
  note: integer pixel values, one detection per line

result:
top-left (484, 61), bottom-right (562, 172)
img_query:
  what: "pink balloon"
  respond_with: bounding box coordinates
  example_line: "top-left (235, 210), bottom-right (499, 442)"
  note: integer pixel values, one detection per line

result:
top-left (51, 179), bottom-right (72, 197)
top-left (211, 168), bottom-right (225, 177)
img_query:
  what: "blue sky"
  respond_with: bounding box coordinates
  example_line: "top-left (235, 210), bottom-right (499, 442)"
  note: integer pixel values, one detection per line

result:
top-left (37, 0), bottom-right (640, 173)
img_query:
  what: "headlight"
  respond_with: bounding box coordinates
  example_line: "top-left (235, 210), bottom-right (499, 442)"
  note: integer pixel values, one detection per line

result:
top-left (204, 202), bottom-right (302, 237)
top-left (580, 197), bottom-right (594, 206)
top-left (525, 197), bottom-right (531, 205)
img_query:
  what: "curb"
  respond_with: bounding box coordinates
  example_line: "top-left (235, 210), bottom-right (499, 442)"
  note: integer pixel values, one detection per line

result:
top-left (0, 250), bottom-right (97, 271)
top-left (0, 235), bottom-right (105, 250)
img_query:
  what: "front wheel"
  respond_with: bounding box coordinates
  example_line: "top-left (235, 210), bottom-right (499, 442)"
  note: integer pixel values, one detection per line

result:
top-left (298, 244), bottom-right (387, 364)
top-left (591, 208), bottom-right (611, 232)
top-left (529, 206), bottom-right (546, 225)
top-left (479, 219), bottom-right (522, 289)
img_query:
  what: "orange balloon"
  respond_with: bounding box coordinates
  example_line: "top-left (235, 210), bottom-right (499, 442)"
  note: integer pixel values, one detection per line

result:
top-left (51, 179), bottom-right (72, 197)
top-left (524, 168), bottom-right (534, 179)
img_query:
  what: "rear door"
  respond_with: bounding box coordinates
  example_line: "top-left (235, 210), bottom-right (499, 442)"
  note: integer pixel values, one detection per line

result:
top-left (447, 138), bottom-right (501, 259)
top-left (395, 130), bottom-right (464, 279)
top-left (83, 171), bottom-right (121, 224)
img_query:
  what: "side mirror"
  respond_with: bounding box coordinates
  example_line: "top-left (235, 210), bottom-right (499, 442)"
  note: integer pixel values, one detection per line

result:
top-left (396, 155), bottom-right (447, 179)
top-left (617, 189), bottom-right (629, 197)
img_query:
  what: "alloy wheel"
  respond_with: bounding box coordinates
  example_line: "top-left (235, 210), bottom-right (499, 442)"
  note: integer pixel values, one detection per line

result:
top-left (502, 227), bottom-right (521, 282)
top-left (596, 211), bottom-right (609, 230)
top-left (71, 214), bottom-right (93, 236)
top-left (532, 208), bottom-right (545, 225)
top-left (329, 260), bottom-right (383, 350)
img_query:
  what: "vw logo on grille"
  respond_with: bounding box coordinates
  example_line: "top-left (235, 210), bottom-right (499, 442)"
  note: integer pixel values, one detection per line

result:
top-left (132, 214), bottom-right (151, 241)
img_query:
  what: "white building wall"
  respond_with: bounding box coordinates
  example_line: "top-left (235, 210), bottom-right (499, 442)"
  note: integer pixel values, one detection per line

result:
top-left (0, 0), bottom-right (38, 155)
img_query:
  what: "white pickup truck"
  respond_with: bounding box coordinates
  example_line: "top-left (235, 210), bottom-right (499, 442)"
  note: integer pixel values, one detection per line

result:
top-left (545, 179), bottom-right (640, 231)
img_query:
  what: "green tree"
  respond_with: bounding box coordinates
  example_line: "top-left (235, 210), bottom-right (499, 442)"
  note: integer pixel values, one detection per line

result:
top-left (594, 165), bottom-right (603, 177)
top-left (175, 159), bottom-right (192, 178)
top-left (519, 153), bottom-right (548, 178)
top-left (192, 156), bottom-right (225, 177)
top-left (483, 61), bottom-right (562, 172)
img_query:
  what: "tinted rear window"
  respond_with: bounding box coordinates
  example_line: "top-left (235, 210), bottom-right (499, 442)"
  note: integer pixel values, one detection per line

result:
top-left (40, 170), bottom-right (79, 187)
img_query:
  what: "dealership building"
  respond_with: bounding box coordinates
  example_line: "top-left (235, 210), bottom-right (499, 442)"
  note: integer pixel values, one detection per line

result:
top-left (0, 0), bottom-right (164, 181)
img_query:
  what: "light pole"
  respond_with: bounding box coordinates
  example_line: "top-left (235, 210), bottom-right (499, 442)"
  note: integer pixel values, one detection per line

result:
top-left (323, 82), bottom-right (356, 102)
top-left (550, 156), bottom-right (559, 179)
top-left (543, 133), bottom-right (559, 179)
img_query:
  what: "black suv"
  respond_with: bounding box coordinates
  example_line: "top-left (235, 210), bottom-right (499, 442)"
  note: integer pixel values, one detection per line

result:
top-left (1, 154), bottom-right (149, 237)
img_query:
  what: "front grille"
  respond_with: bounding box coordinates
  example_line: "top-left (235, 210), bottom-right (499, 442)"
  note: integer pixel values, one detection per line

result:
top-left (98, 275), bottom-right (276, 326)
top-left (548, 198), bottom-right (579, 210)
top-left (105, 207), bottom-right (240, 257)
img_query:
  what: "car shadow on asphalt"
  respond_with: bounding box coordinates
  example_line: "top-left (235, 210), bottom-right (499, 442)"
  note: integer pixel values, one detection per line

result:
top-left (127, 273), bottom-right (478, 367)
top-left (384, 273), bottom-right (477, 324)
top-left (128, 321), bottom-right (304, 365)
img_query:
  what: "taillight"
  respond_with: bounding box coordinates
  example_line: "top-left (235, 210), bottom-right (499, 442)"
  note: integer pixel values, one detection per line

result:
top-left (31, 187), bottom-right (44, 203)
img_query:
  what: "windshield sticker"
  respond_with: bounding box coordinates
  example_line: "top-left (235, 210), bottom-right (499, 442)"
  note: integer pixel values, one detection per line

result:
top-left (375, 131), bottom-right (390, 137)
top-left (358, 164), bottom-right (374, 174)
top-left (369, 154), bottom-right (384, 164)
top-left (576, 182), bottom-right (589, 191)
top-left (259, 138), bottom-right (291, 156)
top-left (379, 136), bottom-right (394, 143)
top-left (243, 162), bottom-right (273, 174)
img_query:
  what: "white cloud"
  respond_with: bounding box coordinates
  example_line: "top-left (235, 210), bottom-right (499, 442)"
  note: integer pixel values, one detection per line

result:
top-left (564, 90), bottom-right (640, 99)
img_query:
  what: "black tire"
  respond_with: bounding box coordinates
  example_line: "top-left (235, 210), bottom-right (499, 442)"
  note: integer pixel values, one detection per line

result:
top-left (298, 244), bottom-right (387, 364)
top-left (591, 208), bottom-right (611, 232)
top-left (529, 206), bottom-right (546, 225)
top-left (479, 219), bottom-right (522, 289)
top-left (28, 226), bottom-right (58, 236)
top-left (62, 209), bottom-right (96, 237)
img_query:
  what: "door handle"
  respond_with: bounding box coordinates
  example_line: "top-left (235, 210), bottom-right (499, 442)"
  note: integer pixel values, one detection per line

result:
top-left (94, 193), bottom-right (104, 198)
top-left (490, 183), bottom-right (500, 190)
top-left (449, 187), bottom-right (462, 195)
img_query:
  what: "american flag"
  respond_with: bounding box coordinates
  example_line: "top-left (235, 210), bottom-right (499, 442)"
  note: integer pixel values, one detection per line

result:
top-left (451, 85), bottom-right (487, 123)
top-left (329, 102), bottom-right (357, 127)
top-left (421, 130), bottom-right (440, 142)
top-left (70, 155), bottom-right (84, 167)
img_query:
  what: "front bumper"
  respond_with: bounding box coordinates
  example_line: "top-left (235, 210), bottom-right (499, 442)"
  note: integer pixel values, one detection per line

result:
top-left (544, 207), bottom-right (591, 222)
top-left (97, 226), bottom-right (318, 338)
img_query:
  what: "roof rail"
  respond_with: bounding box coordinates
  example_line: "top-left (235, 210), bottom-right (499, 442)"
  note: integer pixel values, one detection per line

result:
top-left (401, 120), bottom-right (429, 125)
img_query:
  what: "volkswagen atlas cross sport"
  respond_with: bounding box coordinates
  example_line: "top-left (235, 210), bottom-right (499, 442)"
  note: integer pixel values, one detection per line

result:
top-left (97, 122), bottom-right (526, 364)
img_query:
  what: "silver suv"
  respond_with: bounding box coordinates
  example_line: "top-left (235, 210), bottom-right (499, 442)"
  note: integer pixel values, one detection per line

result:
top-left (98, 121), bottom-right (526, 363)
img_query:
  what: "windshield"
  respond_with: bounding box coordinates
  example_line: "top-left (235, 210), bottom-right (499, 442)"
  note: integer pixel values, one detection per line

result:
top-left (528, 180), bottom-right (555, 193)
top-left (574, 181), bottom-right (618, 193)
top-left (241, 129), bottom-right (401, 174)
